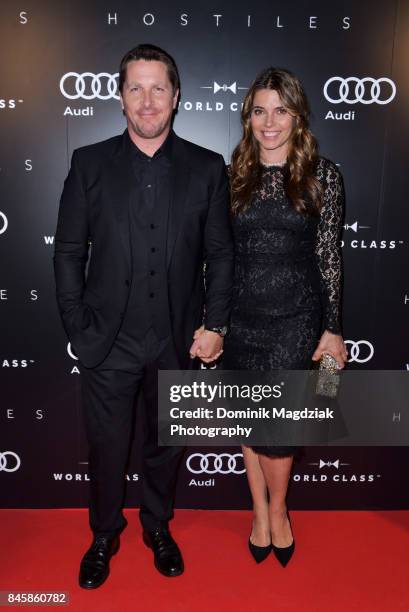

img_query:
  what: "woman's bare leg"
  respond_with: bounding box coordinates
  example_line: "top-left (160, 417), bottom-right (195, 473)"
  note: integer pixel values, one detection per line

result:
top-left (258, 454), bottom-right (294, 547)
top-left (242, 445), bottom-right (270, 546)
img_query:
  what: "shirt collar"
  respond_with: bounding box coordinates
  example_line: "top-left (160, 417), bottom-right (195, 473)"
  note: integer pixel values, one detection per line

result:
top-left (127, 129), bottom-right (174, 164)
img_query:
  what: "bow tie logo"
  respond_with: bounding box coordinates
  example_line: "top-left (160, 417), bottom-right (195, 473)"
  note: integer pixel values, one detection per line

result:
top-left (200, 82), bottom-right (247, 95)
top-left (213, 81), bottom-right (237, 94)
top-left (343, 221), bottom-right (371, 233)
top-left (309, 459), bottom-right (350, 470)
top-left (319, 460), bottom-right (339, 469)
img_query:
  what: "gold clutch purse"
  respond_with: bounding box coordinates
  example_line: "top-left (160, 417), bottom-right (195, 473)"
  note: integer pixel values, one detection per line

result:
top-left (316, 353), bottom-right (340, 398)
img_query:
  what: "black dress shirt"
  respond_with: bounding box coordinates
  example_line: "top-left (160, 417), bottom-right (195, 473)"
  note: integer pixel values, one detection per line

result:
top-left (98, 130), bottom-right (174, 369)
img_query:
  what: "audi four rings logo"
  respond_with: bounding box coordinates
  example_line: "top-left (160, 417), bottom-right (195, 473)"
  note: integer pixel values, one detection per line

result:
top-left (324, 77), bottom-right (396, 105)
top-left (0, 451), bottom-right (21, 472)
top-left (345, 340), bottom-right (374, 363)
top-left (0, 212), bottom-right (8, 235)
top-left (59, 72), bottom-right (120, 100)
top-left (186, 453), bottom-right (246, 475)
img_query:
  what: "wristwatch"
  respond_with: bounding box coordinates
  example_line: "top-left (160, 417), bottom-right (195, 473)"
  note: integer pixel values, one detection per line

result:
top-left (205, 326), bottom-right (229, 337)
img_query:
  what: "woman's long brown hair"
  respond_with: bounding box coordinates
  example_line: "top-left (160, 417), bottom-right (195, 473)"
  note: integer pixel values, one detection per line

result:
top-left (231, 67), bottom-right (322, 215)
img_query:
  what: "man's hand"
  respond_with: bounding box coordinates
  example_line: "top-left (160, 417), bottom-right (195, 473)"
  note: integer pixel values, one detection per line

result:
top-left (189, 326), bottom-right (224, 363)
top-left (312, 330), bottom-right (348, 369)
top-left (193, 325), bottom-right (205, 341)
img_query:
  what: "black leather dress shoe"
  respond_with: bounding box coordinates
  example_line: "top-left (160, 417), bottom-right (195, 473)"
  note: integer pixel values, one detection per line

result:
top-left (142, 528), bottom-right (184, 577)
top-left (79, 534), bottom-right (120, 589)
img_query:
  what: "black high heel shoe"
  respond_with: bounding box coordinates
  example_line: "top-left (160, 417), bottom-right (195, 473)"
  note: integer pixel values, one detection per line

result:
top-left (248, 537), bottom-right (272, 564)
top-left (271, 539), bottom-right (295, 567)
top-left (271, 513), bottom-right (295, 567)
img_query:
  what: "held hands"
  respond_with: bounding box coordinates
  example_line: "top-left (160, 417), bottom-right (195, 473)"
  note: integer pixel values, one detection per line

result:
top-left (189, 325), bottom-right (224, 363)
top-left (312, 330), bottom-right (348, 369)
top-left (190, 326), bottom-right (347, 367)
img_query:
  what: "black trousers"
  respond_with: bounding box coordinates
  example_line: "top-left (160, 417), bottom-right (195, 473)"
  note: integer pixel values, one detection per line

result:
top-left (80, 328), bottom-right (184, 536)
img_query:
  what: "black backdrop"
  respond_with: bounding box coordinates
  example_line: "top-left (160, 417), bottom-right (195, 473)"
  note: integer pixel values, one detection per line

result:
top-left (1, 0), bottom-right (409, 510)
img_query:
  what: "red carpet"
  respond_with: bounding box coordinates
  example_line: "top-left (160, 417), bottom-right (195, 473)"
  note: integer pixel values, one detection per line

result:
top-left (1, 509), bottom-right (408, 611)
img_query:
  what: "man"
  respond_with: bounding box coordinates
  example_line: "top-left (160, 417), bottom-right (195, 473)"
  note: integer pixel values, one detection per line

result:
top-left (54, 44), bottom-right (233, 589)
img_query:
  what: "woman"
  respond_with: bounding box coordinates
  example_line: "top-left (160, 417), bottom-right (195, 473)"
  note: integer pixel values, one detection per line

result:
top-left (222, 67), bottom-right (348, 566)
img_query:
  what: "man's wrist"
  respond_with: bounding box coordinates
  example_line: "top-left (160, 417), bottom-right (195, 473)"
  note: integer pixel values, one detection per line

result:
top-left (204, 325), bottom-right (228, 337)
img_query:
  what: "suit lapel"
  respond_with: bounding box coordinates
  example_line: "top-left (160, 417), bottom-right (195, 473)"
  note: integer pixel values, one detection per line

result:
top-left (167, 136), bottom-right (191, 268)
top-left (106, 131), bottom-right (134, 274)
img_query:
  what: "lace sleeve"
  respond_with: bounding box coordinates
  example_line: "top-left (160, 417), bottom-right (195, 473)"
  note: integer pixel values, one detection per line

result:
top-left (315, 159), bottom-right (344, 335)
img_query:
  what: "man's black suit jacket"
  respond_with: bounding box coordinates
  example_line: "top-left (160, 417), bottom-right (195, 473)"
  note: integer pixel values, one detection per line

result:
top-left (54, 130), bottom-right (234, 369)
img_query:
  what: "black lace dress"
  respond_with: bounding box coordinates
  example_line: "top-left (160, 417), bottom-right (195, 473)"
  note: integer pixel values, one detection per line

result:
top-left (223, 158), bottom-right (344, 456)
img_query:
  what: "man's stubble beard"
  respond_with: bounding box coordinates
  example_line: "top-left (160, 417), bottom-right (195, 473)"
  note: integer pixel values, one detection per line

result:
top-left (129, 115), bottom-right (172, 140)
